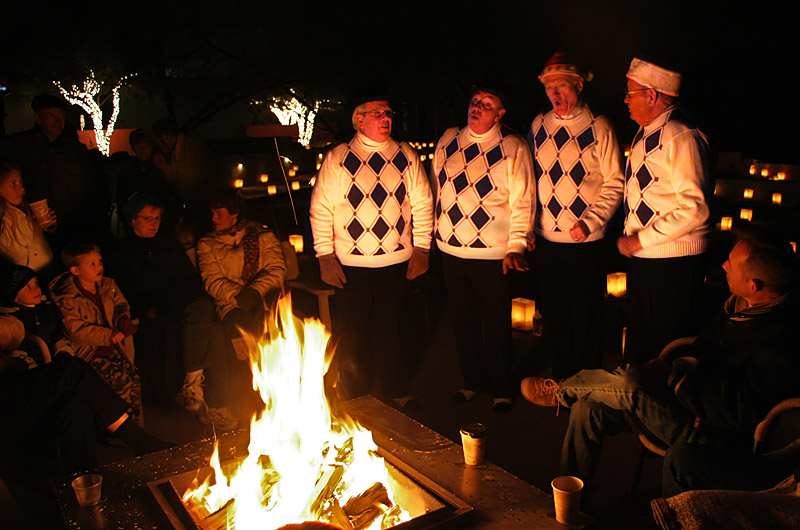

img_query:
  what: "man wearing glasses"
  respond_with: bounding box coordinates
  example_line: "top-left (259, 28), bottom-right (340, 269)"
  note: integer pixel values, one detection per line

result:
top-left (431, 85), bottom-right (533, 411)
top-left (310, 94), bottom-right (433, 407)
top-left (617, 57), bottom-right (712, 365)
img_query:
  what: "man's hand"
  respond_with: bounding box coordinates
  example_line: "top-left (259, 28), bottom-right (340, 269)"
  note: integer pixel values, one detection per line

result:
top-left (406, 247), bottom-right (430, 280)
top-left (617, 234), bottom-right (643, 257)
top-left (526, 233), bottom-right (536, 252)
top-left (502, 252), bottom-right (529, 274)
top-left (569, 221), bottom-right (590, 243)
top-left (236, 287), bottom-right (262, 311)
top-left (110, 330), bottom-right (125, 345)
top-left (319, 253), bottom-right (347, 288)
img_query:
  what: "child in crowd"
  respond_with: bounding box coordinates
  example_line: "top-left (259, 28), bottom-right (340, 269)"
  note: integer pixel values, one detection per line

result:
top-left (0, 159), bottom-right (57, 280)
top-left (49, 241), bottom-right (143, 425)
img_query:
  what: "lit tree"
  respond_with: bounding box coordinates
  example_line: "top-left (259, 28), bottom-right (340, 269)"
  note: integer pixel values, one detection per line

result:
top-left (54, 70), bottom-right (135, 156)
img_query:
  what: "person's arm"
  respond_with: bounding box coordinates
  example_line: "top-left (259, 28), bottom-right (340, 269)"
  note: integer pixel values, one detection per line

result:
top-left (578, 118), bottom-right (625, 238)
top-left (309, 148), bottom-right (340, 258)
top-left (54, 296), bottom-right (115, 347)
top-left (634, 131), bottom-right (710, 250)
top-left (506, 137), bottom-right (535, 256)
top-left (246, 231), bottom-right (287, 297)
top-left (197, 237), bottom-right (242, 306)
top-left (407, 147), bottom-right (434, 250)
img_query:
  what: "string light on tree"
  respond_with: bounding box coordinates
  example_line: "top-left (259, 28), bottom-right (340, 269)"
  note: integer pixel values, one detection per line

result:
top-left (264, 91), bottom-right (320, 147)
top-left (54, 70), bottom-right (135, 156)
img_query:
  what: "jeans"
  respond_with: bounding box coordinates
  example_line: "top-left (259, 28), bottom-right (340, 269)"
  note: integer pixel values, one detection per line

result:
top-left (558, 365), bottom-right (695, 483)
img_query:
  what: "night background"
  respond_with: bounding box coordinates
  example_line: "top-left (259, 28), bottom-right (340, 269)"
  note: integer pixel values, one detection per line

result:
top-left (2, 1), bottom-right (796, 162)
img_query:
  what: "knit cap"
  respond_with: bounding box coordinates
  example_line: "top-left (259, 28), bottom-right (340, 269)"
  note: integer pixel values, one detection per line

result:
top-left (626, 57), bottom-right (681, 97)
top-left (539, 52), bottom-right (594, 82)
top-left (0, 265), bottom-right (36, 307)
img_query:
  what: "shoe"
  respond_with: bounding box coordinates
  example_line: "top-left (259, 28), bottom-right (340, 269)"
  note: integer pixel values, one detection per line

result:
top-left (201, 407), bottom-right (239, 432)
top-left (178, 371), bottom-right (206, 413)
top-left (492, 397), bottom-right (513, 412)
top-left (520, 377), bottom-right (562, 407)
top-left (451, 388), bottom-right (478, 402)
top-left (391, 395), bottom-right (420, 410)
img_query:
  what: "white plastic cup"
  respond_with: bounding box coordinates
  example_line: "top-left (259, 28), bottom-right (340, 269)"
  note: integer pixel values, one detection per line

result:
top-left (71, 474), bottom-right (103, 507)
top-left (29, 199), bottom-right (51, 225)
top-left (460, 422), bottom-right (486, 466)
top-left (551, 475), bottom-right (583, 525)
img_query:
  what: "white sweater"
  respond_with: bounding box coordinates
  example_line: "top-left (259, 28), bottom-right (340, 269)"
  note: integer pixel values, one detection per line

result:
top-left (0, 203), bottom-right (54, 272)
top-left (310, 133), bottom-right (433, 268)
top-left (529, 104), bottom-right (624, 243)
top-left (432, 123), bottom-right (533, 259)
top-left (624, 105), bottom-right (711, 259)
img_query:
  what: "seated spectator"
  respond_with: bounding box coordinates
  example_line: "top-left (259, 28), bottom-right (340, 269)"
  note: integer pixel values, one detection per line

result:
top-left (520, 228), bottom-right (800, 496)
top-left (0, 345), bottom-right (169, 475)
top-left (0, 159), bottom-right (57, 281)
top-left (108, 193), bottom-right (237, 430)
top-left (0, 264), bottom-right (67, 366)
top-left (196, 189), bottom-right (286, 360)
top-left (49, 241), bottom-right (143, 425)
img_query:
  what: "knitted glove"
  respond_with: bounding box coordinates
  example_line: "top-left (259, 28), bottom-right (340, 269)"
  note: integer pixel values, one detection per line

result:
top-left (236, 287), bottom-right (262, 311)
top-left (406, 247), bottom-right (430, 280)
top-left (318, 253), bottom-right (347, 288)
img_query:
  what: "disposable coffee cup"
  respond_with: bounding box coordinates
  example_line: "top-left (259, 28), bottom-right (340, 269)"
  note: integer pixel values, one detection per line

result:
top-left (29, 199), bottom-right (51, 224)
top-left (71, 473), bottom-right (103, 507)
top-left (460, 422), bottom-right (487, 466)
top-left (551, 475), bottom-right (583, 525)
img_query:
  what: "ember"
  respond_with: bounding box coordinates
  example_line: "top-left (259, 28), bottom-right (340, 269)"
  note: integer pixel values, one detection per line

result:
top-left (180, 295), bottom-right (412, 529)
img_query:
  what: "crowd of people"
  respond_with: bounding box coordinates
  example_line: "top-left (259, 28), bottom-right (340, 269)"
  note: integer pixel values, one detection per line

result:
top-left (1, 52), bottom-right (798, 514)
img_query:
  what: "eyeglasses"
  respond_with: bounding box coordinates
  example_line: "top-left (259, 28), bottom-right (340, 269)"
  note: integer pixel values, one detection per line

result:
top-left (360, 109), bottom-right (394, 119)
top-left (624, 88), bottom-right (649, 99)
top-left (469, 99), bottom-right (498, 111)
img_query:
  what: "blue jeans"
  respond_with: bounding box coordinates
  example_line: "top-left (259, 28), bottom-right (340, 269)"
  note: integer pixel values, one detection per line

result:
top-left (558, 366), bottom-right (695, 483)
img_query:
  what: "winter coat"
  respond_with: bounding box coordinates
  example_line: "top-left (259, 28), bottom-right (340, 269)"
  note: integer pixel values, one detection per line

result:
top-left (0, 203), bottom-right (54, 272)
top-left (196, 224), bottom-right (286, 319)
top-left (48, 272), bottom-right (134, 362)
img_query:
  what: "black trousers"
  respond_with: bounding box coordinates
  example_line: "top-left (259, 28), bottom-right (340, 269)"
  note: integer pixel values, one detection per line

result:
top-left (625, 254), bottom-right (707, 365)
top-left (441, 254), bottom-right (512, 398)
top-left (0, 355), bottom-right (129, 474)
top-left (534, 239), bottom-right (605, 378)
top-left (333, 262), bottom-right (408, 399)
top-left (184, 297), bottom-right (230, 408)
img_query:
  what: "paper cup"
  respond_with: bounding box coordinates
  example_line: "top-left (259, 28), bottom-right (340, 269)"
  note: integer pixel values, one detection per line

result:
top-left (29, 199), bottom-right (51, 224)
top-left (551, 475), bottom-right (583, 525)
top-left (71, 473), bottom-right (103, 507)
top-left (460, 422), bottom-right (486, 466)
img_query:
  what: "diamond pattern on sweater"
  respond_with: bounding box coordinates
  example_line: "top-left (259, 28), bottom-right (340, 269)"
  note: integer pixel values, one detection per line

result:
top-left (645, 129), bottom-right (661, 154)
top-left (576, 126), bottom-right (595, 151)
top-left (367, 152), bottom-right (386, 174)
top-left (548, 160), bottom-right (564, 185)
top-left (569, 161), bottom-right (586, 186)
top-left (569, 196), bottom-right (587, 218)
top-left (347, 184), bottom-right (365, 209)
top-left (344, 152), bottom-right (362, 176)
top-left (395, 215), bottom-right (406, 235)
top-left (534, 124), bottom-right (548, 148)
top-left (546, 196), bottom-right (562, 218)
top-left (475, 175), bottom-right (494, 198)
top-left (463, 143), bottom-right (480, 164)
top-left (486, 145), bottom-right (503, 167)
top-left (370, 182), bottom-right (389, 208)
top-left (625, 161), bottom-right (632, 181)
top-left (470, 238), bottom-right (487, 248)
top-left (347, 218), bottom-right (365, 240)
top-left (372, 217), bottom-right (390, 240)
top-left (447, 234), bottom-right (462, 247)
top-left (635, 200), bottom-right (655, 226)
top-left (437, 168), bottom-right (447, 188)
top-left (453, 172), bottom-right (469, 194)
top-left (375, 247), bottom-right (386, 255)
top-left (445, 137), bottom-right (459, 159)
top-left (394, 181), bottom-right (406, 205)
top-left (533, 158), bottom-right (543, 179)
top-left (447, 204), bottom-right (464, 226)
top-left (470, 206), bottom-right (490, 230)
top-left (392, 151), bottom-right (409, 173)
top-left (435, 199), bottom-right (442, 218)
top-left (632, 128), bottom-right (644, 149)
top-left (554, 127), bottom-right (570, 150)
top-left (636, 165), bottom-right (653, 190)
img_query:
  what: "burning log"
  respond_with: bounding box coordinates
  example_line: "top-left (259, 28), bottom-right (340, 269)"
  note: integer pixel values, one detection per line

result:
top-left (343, 483), bottom-right (392, 530)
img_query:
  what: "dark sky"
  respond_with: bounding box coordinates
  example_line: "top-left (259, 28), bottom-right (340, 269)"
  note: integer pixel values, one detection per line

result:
top-left (3, 1), bottom-right (796, 161)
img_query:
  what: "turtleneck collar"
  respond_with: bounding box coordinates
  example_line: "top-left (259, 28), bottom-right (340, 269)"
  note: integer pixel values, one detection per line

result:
top-left (355, 132), bottom-right (390, 150)
top-left (466, 122), bottom-right (501, 142)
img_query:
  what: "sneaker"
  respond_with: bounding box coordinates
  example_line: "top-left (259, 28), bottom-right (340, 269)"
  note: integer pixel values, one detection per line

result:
top-left (451, 388), bottom-right (478, 402)
top-left (201, 407), bottom-right (239, 432)
top-left (520, 377), bottom-right (562, 407)
top-left (492, 397), bottom-right (513, 412)
top-left (178, 373), bottom-right (206, 413)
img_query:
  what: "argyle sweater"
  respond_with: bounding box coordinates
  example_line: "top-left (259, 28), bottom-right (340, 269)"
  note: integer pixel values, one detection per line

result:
top-left (310, 133), bottom-right (433, 268)
top-left (432, 123), bottom-right (533, 260)
top-left (529, 104), bottom-right (624, 243)
top-left (624, 106), bottom-right (711, 259)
